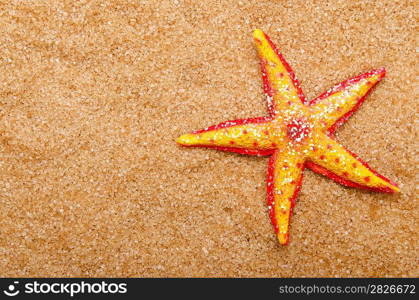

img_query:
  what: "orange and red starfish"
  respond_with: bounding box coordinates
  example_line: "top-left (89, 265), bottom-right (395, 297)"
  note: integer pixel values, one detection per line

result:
top-left (177, 29), bottom-right (400, 245)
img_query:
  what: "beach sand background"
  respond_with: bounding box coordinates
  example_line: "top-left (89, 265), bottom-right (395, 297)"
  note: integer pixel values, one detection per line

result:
top-left (0, 0), bottom-right (417, 277)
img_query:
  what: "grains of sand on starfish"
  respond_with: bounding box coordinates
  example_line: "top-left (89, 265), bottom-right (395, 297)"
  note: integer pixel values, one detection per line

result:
top-left (177, 29), bottom-right (400, 245)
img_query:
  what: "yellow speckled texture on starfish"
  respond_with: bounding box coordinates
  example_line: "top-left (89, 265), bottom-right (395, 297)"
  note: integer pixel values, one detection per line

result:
top-left (177, 29), bottom-right (400, 245)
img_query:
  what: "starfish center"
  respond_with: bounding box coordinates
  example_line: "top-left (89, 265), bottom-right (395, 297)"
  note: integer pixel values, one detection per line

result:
top-left (286, 118), bottom-right (311, 143)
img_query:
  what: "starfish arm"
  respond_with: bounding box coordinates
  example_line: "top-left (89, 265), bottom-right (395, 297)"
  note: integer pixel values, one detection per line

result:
top-left (267, 150), bottom-right (305, 245)
top-left (253, 29), bottom-right (306, 115)
top-left (306, 133), bottom-right (399, 193)
top-left (177, 117), bottom-right (277, 156)
top-left (309, 68), bottom-right (386, 134)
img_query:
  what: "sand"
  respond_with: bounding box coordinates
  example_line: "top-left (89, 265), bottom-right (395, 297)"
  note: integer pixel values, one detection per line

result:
top-left (0, 0), bottom-right (417, 277)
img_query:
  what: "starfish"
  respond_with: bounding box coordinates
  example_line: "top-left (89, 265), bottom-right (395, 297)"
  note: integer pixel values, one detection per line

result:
top-left (177, 29), bottom-right (400, 245)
